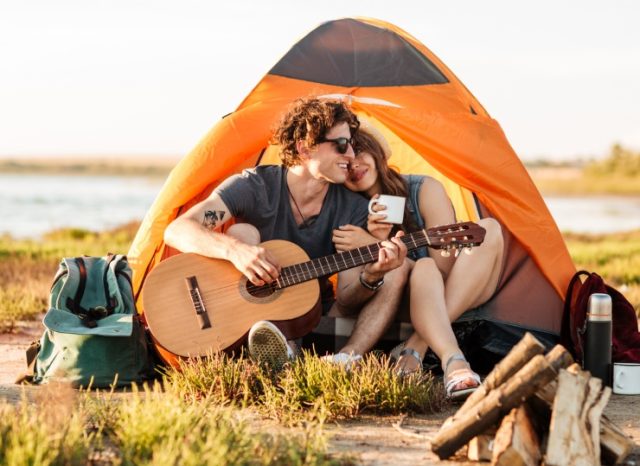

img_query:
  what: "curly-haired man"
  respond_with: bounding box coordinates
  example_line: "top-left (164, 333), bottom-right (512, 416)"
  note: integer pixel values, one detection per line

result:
top-left (164, 97), bottom-right (408, 368)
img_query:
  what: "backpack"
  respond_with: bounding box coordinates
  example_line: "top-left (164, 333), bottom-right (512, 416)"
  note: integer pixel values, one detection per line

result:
top-left (561, 270), bottom-right (640, 364)
top-left (25, 254), bottom-right (155, 388)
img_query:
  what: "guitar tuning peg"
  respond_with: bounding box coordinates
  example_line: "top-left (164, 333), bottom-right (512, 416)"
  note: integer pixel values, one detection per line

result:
top-left (440, 249), bottom-right (451, 258)
top-left (464, 247), bottom-right (473, 255)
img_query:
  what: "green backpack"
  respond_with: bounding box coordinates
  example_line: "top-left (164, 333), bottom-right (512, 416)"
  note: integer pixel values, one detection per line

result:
top-left (30, 254), bottom-right (155, 388)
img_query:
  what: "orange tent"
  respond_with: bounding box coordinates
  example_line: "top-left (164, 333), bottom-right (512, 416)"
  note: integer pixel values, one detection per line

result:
top-left (128, 17), bottom-right (575, 363)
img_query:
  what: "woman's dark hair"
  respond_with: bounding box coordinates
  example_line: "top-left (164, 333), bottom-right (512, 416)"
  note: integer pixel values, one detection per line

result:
top-left (273, 97), bottom-right (359, 167)
top-left (353, 129), bottom-right (418, 234)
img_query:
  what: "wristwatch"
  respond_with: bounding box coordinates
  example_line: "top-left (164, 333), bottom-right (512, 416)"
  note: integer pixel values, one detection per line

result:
top-left (359, 270), bottom-right (384, 291)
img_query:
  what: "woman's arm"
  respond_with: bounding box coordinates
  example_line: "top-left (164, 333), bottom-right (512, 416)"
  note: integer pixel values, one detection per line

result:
top-left (332, 224), bottom-right (379, 252)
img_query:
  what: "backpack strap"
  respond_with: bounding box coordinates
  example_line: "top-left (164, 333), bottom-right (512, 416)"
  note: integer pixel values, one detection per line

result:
top-left (65, 257), bottom-right (88, 315)
top-left (560, 270), bottom-right (591, 359)
top-left (14, 340), bottom-right (41, 385)
top-left (66, 256), bottom-right (116, 328)
top-left (103, 253), bottom-right (118, 312)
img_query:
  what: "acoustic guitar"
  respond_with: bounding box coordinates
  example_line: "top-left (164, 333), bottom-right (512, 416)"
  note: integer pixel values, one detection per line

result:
top-left (142, 221), bottom-right (486, 357)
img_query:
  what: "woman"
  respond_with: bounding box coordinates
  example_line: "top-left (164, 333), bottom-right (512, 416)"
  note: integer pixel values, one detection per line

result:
top-left (332, 123), bottom-right (504, 399)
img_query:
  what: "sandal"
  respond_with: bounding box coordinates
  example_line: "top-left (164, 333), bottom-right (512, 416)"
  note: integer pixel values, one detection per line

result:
top-left (390, 342), bottom-right (423, 376)
top-left (443, 353), bottom-right (481, 401)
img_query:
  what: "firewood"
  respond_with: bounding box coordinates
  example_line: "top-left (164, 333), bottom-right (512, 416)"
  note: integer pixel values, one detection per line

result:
top-left (545, 368), bottom-right (611, 466)
top-left (457, 332), bottom-right (546, 418)
top-left (491, 404), bottom-right (541, 466)
top-left (599, 416), bottom-right (635, 466)
top-left (534, 364), bottom-right (633, 465)
top-left (431, 345), bottom-right (572, 460)
top-left (467, 430), bottom-right (496, 462)
top-left (587, 377), bottom-right (611, 461)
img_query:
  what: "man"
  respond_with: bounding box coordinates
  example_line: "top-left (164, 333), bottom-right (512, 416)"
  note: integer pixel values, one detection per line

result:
top-left (164, 97), bottom-right (408, 367)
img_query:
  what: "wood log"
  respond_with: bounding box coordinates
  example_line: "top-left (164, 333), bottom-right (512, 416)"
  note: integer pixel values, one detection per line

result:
top-left (491, 404), bottom-right (541, 466)
top-left (545, 368), bottom-right (610, 466)
top-left (600, 415), bottom-right (635, 466)
top-left (457, 332), bottom-right (546, 418)
top-left (587, 378), bottom-right (611, 461)
top-left (467, 433), bottom-right (495, 462)
top-left (534, 364), bottom-right (633, 465)
top-left (431, 345), bottom-right (572, 459)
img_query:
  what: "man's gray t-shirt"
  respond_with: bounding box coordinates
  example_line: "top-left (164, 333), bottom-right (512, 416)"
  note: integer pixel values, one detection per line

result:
top-left (215, 165), bottom-right (369, 260)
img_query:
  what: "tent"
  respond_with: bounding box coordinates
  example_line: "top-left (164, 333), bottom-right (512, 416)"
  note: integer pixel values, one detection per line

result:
top-left (128, 17), bottom-right (576, 366)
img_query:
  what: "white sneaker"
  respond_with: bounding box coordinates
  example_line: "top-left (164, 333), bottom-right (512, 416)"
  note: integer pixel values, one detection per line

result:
top-left (248, 321), bottom-right (295, 370)
top-left (321, 352), bottom-right (363, 370)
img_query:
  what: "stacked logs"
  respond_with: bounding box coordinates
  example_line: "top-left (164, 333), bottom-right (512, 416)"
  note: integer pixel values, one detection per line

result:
top-left (431, 333), bottom-right (635, 465)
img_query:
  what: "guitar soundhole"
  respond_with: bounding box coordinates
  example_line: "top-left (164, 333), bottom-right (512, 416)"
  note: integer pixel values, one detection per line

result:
top-left (240, 279), bottom-right (281, 304)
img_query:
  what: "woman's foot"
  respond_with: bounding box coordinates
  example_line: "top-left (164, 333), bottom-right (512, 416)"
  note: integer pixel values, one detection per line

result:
top-left (390, 342), bottom-right (423, 376)
top-left (443, 353), bottom-right (481, 401)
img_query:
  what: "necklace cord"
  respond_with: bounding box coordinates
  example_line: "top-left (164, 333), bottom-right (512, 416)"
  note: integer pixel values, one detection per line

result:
top-left (286, 182), bottom-right (309, 228)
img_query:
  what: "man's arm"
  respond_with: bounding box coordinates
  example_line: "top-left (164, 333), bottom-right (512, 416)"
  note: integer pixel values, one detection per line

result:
top-left (334, 232), bottom-right (407, 312)
top-left (164, 193), bottom-right (279, 286)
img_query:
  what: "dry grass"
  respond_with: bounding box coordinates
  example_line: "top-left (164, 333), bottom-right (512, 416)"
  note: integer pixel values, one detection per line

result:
top-left (0, 222), bottom-right (138, 332)
top-left (163, 350), bottom-right (446, 425)
top-left (0, 383), bottom-right (350, 465)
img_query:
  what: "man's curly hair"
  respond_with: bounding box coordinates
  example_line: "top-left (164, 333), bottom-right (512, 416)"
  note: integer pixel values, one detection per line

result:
top-left (273, 97), bottom-right (360, 167)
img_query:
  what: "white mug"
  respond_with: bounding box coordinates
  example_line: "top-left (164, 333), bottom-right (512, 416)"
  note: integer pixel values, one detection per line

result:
top-left (368, 195), bottom-right (406, 224)
top-left (613, 362), bottom-right (640, 395)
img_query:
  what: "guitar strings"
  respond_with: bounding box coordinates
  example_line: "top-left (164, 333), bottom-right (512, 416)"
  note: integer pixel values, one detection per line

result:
top-left (244, 249), bottom-right (380, 294)
top-left (195, 226), bottom-right (473, 294)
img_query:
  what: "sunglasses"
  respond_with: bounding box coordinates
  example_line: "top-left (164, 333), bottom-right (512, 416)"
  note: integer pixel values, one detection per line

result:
top-left (317, 136), bottom-right (353, 155)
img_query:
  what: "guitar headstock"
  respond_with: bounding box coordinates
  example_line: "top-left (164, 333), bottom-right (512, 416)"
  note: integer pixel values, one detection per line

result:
top-left (425, 221), bottom-right (487, 257)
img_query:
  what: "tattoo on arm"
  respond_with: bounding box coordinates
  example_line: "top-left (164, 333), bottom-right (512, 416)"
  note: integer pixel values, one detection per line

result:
top-left (203, 210), bottom-right (226, 230)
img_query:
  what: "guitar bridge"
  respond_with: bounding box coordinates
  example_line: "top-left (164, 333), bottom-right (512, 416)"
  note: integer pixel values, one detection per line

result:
top-left (186, 276), bottom-right (211, 330)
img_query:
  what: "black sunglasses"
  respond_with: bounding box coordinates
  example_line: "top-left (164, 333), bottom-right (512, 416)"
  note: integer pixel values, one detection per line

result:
top-left (317, 136), bottom-right (353, 155)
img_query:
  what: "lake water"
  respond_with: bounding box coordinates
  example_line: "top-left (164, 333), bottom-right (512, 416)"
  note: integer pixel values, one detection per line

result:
top-left (1, 174), bottom-right (639, 238)
top-left (0, 174), bottom-right (164, 238)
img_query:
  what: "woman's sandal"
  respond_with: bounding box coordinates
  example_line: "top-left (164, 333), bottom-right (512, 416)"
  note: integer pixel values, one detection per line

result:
top-left (390, 342), bottom-right (423, 376)
top-left (443, 353), bottom-right (481, 401)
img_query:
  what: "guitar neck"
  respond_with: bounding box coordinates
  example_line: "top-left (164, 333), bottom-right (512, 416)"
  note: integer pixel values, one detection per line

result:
top-left (276, 230), bottom-right (429, 289)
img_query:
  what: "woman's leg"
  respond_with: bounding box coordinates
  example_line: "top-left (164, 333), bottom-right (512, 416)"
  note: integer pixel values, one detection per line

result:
top-left (404, 258), bottom-right (461, 370)
top-left (442, 218), bottom-right (504, 319)
top-left (395, 218), bottom-right (504, 380)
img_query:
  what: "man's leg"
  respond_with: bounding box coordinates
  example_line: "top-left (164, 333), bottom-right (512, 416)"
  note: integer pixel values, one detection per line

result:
top-left (228, 224), bottom-right (296, 367)
top-left (335, 261), bottom-right (410, 356)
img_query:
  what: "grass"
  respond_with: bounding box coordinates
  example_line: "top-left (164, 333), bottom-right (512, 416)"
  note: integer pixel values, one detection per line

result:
top-left (163, 350), bottom-right (445, 424)
top-left (563, 229), bottom-right (640, 313)
top-left (0, 384), bottom-right (349, 465)
top-left (0, 222), bottom-right (137, 332)
top-left (532, 173), bottom-right (640, 196)
top-left (0, 356), bottom-right (441, 464)
top-left (528, 144), bottom-right (640, 196)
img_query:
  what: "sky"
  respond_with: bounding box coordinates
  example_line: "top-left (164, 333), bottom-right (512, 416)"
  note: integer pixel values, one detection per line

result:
top-left (1, 1), bottom-right (639, 161)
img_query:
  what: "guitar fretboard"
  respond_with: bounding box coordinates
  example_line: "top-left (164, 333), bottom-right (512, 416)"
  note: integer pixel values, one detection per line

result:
top-left (275, 229), bottom-right (431, 289)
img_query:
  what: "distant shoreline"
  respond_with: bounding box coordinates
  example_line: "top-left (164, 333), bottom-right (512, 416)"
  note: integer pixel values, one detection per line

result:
top-left (0, 156), bottom-right (180, 178)
top-left (2, 156), bottom-right (639, 196)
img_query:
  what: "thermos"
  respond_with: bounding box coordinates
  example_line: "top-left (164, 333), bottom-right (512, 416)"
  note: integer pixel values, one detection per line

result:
top-left (583, 293), bottom-right (612, 386)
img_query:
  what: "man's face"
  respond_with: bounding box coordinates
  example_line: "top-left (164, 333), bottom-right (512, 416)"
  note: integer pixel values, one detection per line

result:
top-left (303, 121), bottom-right (355, 184)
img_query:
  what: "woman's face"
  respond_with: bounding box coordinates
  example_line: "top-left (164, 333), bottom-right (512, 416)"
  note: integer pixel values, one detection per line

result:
top-left (345, 151), bottom-right (380, 196)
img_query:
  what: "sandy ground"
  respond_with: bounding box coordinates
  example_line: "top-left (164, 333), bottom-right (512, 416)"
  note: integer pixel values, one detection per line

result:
top-left (1, 321), bottom-right (638, 465)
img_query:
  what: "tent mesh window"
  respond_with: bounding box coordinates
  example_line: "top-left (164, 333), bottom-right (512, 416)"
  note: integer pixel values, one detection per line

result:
top-left (269, 19), bottom-right (449, 87)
